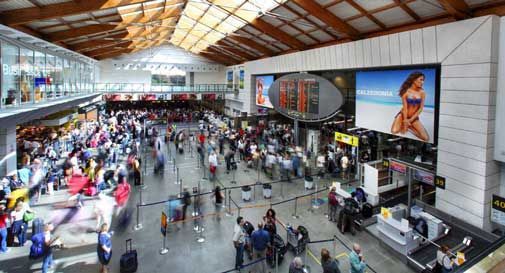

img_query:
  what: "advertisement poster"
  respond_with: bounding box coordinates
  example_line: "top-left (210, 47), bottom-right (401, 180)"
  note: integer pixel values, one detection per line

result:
top-left (390, 161), bottom-right (407, 174)
top-left (239, 69), bottom-right (244, 89)
top-left (356, 68), bottom-right (437, 143)
top-left (413, 170), bottom-right (434, 185)
top-left (256, 75), bottom-right (274, 108)
top-left (227, 70), bottom-right (233, 88)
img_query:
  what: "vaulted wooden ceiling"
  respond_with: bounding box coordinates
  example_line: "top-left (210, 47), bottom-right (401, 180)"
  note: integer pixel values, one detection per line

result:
top-left (0, 0), bottom-right (504, 64)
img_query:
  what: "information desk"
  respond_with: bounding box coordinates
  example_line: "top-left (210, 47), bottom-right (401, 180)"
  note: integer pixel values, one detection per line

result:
top-left (377, 206), bottom-right (420, 256)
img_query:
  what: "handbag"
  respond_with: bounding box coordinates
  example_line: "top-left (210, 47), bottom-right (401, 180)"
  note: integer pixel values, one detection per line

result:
top-left (23, 211), bottom-right (35, 222)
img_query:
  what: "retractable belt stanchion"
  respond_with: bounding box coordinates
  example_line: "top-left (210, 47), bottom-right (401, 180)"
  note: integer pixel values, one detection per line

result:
top-left (292, 196), bottom-right (299, 219)
top-left (226, 190), bottom-right (233, 217)
top-left (133, 203), bottom-right (143, 231)
top-left (175, 167), bottom-right (180, 185)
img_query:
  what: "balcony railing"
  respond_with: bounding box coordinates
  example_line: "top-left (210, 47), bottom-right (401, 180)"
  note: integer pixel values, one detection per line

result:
top-left (95, 83), bottom-right (239, 93)
top-left (0, 83), bottom-right (238, 109)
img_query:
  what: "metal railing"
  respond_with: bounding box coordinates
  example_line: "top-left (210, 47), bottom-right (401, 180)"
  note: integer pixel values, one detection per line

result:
top-left (95, 83), bottom-right (239, 93)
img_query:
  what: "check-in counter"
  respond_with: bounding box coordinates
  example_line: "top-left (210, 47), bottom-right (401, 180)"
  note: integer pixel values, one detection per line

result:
top-left (377, 206), bottom-right (420, 255)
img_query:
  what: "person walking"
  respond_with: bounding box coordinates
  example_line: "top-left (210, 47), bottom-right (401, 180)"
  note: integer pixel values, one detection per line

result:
top-left (211, 186), bottom-right (224, 221)
top-left (181, 188), bottom-right (191, 222)
top-left (321, 248), bottom-right (341, 273)
top-left (328, 187), bottom-right (339, 222)
top-left (97, 223), bottom-right (112, 273)
top-left (42, 223), bottom-right (60, 273)
top-left (251, 222), bottom-right (270, 273)
top-left (10, 200), bottom-right (27, 246)
top-left (224, 148), bottom-right (235, 174)
top-left (233, 216), bottom-right (245, 270)
top-left (209, 151), bottom-right (218, 181)
top-left (349, 243), bottom-right (366, 273)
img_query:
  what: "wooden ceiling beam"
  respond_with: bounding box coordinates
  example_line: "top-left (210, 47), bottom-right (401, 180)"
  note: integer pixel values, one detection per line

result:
top-left (291, 0), bottom-right (361, 39)
top-left (70, 32), bottom-right (130, 52)
top-left (199, 52), bottom-right (234, 66)
top-left (227, 35), bottom-right (275, 56)
top-left (206, 46), bottom-right (242, 63)
top-left (0, 0), bottom-right (183, 26)
top-left (473, 1), bottom-right (505, 17)
top-left (345, 0), bottom-right (386, 29)
top-left (215, 41), bottom-right (257, 60)
top-left (437, 0), bottom-right (471, 19)
top-left (393, 0), bottom-right (420, 21)
top-left (250, 18), bottom-right (305, 49)
top-left (280, 3), bottom-right (339, 40)
top-left (46, 6), bottom-right (181, 43)
top-left (86, 41), bottom-right (133, 57)
top-left (95, 48), bottom-right (133, 60)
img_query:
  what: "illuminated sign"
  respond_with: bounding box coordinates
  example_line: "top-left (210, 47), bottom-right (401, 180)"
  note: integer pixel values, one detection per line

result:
top-left (335, 132), bottom-right (359, 147)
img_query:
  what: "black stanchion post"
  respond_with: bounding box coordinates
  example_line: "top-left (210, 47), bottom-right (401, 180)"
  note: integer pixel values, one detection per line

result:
top-left (292, 197), bottom-right (299, 219)
top-left (175, 167), bottom-right (180, 184)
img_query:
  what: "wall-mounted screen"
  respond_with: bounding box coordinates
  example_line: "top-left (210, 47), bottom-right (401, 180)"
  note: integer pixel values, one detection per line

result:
top-left (268, 73), bottom-right (343, 122)
top-left (356, 68), bottom-right (437, 143)
top-left (256, 75), bottom-right (274, 108)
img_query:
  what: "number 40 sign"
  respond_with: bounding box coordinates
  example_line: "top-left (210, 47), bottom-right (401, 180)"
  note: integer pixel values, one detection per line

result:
top-left (491, 195), bottom-right (505, 226)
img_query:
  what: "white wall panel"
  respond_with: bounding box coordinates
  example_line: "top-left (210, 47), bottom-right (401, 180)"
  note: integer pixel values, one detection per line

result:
top-left (422, 26), bottom-right (437, 63)
top-left (342, 43), bottom-right (349, 68)
top-left (438, 126), bottom-right (491, 148)
top-left (440, 90), bottom-right (495, 105)
top-left (442, 63), bottom-right (497, 78)
top-left (437, 161), bottom-right (499, 190)
top-left (439, 114), bottom-right (493, 133)
top-left (370, 37), bottom-right (381, 67)
top-left (348, 42), bottom-right (356, 68)
top-left (362, 39), bottom-right (372, 67)
top-left (335, 44), bottom-right (343, 69)
top-left (399, 31), bottom-right (412, 65)
top-left (438, 138), bottom-right (493, 162)
top-left (411, 29), bottom-right (424, 63)
top-left (389, 33), bottom-right (401, 65)
top-left (495, 17), bottom-right (505, 162)
top-left (439, 103), bottom-right (495, 120)
top-left (436, 198), bottom-right (489, 230)
top-left (379, 35), bottom-right (390, 66)
top-left (355, 40), bottom-right (364, 68)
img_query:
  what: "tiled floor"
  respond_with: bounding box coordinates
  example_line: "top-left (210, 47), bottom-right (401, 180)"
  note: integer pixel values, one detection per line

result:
top-left (0, 138), bottom-right (415, 273)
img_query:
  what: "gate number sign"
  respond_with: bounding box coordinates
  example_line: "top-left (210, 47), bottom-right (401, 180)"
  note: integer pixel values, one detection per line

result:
top-left (491, 195), bottom-right (505, 226)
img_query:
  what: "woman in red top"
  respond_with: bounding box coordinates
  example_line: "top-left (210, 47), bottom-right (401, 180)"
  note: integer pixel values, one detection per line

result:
top-left (0, 203), bottom-right (9, 253)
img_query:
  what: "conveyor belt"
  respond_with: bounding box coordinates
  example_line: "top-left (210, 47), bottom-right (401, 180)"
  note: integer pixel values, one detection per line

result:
top-left (409, 225), bottom-right (492, 268)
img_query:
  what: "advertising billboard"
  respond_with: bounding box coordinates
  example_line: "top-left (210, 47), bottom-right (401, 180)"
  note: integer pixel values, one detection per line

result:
top-left (239, 69), bottom-right (245, 89)
top-left (227, 70), bottom-right (233, 88)
top-left (268, 73), bottom-right (343, 122)
top-left (256, 75), bottom-right (274, 108)
top-left (356, 68), bottom-right (437, 143)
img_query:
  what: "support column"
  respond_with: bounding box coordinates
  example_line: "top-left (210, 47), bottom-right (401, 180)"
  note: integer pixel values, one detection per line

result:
top-left (0, 126), bottom-right (17, 177)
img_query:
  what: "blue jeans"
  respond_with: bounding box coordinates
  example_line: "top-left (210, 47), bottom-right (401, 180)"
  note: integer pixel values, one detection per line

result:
top-left (12, 221), bottom-right (26, 246)
top-left (0, 227), bottom-right (7, 252)
top-left (42, 252), bottom-right (53, 273)
top-left (235, 243), bottom-right (244, 269)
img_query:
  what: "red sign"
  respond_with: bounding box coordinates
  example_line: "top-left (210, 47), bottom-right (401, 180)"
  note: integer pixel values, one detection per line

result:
top-left (390, 161), bottom-right (406, 174)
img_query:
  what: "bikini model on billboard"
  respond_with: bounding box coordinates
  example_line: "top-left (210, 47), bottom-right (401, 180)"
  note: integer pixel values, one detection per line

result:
top-left (256, 78), bottom-right (266, 105)
top-left (391, 72), bottom-right (429, 142)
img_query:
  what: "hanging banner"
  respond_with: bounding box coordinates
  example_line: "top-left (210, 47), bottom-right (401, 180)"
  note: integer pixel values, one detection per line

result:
top-left (334, 132), bottom-right (359, 147)
top-left (413, 170), bottom-right (435, 186)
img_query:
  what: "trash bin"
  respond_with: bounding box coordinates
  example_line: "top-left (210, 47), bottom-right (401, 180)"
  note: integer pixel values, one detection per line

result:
top-left (263, 183), bottom-right (272, 199)
top-left (241, 185), bottom-right (251, 201)
top-left (304, 176), bottom-right (314, 190)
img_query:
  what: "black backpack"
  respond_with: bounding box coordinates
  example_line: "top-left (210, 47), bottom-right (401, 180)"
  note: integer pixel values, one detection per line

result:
top-left (344, 198), bottom-right (359, 215)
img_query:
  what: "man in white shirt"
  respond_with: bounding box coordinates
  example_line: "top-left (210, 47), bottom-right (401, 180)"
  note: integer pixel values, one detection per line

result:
top-left (341, 154), bottom-right (349, 179)
top-left (233, 216), bottom-right (245, 270)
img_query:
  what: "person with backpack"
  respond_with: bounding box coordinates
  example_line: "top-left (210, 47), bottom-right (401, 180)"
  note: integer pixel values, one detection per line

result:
top-left (10, 200), bottom-right (28, 246)
top-left (32, 223), bottom-right (61, 273)
top-left (97, 223), bottom-right (112, 273)
top-left (340, 194), bottom-right (359, 235)
top-left (181, 188), bottom-right (191, 221)
top-left (328, 187), bottom-right (339, 222)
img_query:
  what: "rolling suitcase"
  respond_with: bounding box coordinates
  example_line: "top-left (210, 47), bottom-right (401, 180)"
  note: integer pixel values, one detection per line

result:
top-left (120, 239), bottom-right (138, 273)
top-left (362, 203), bottom-right (373, 219)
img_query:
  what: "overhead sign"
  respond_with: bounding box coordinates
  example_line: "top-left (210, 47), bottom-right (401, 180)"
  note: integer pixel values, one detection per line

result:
top-left (491, 195), bottom-right (505, 226)
top-left (268, 73), bottom-right (343, 122)
top-left (335, 132), bottom-right (359, 147)
top-left (434, 175), bottom-right (446, 189)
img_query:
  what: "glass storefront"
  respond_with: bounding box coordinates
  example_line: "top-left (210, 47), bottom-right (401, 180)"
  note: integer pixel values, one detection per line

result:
top-left (0, 39), bottom-right (96, 108)
top-left (2, 42), bottom-right (20, 106)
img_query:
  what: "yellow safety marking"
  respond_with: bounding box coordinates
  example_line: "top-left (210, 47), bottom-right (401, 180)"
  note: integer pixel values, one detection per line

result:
top-left (335, 252), bottom-right (348, 259)
top-left (307, 249), bottom-right (322, 266)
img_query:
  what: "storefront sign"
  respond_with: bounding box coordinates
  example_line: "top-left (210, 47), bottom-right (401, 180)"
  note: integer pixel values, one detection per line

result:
top-left (390, 161), bottom-right (406, 174)
top-left (491, 195), bottom-right (505, 226)
top-left (434, 175), bottom-right (446, 189)
top-left (334, 132), bottom-right (359, 147)
top-left (382, 159), bottom-right (390, 168)
top-left (414, 170), bottom-right (435, 186)
top-left (161, 212), bottom-right (167, 237)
